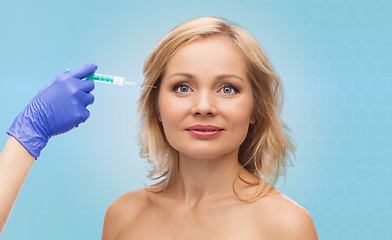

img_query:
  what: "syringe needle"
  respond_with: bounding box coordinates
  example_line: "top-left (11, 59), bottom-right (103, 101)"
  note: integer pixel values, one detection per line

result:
top-left (124, 81), bottom-right (157, 88)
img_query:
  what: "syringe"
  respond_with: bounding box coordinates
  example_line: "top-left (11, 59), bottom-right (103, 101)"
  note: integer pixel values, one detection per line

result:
top-left (65, 69), bottom-right (156, 88)
top-left (85, 73), bottom-right (135, 86)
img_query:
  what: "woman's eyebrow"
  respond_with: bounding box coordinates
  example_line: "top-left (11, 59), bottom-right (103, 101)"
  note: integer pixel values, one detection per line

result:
top-left (216, 74), bottom-right (245, 82)
top-left (168, 72), bottom-right (193, 79)
top-left (168, 73), bottom-right (244, 82)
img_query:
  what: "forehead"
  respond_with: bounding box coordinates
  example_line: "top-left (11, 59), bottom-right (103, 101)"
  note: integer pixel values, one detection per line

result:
top-left (164, 36), bottom-right (248, 78)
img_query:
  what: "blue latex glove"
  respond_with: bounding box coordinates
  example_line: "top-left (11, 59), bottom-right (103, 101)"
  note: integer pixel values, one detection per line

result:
top-left (6, 63), bottom-right (97, 159)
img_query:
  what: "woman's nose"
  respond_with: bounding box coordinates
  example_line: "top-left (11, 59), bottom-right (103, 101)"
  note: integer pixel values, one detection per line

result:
top-left (191, 91), bottom-right (217, 116)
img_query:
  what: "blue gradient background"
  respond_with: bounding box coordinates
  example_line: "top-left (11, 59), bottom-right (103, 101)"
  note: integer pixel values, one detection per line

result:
top-left (1, 0), bottom-right (391, 239)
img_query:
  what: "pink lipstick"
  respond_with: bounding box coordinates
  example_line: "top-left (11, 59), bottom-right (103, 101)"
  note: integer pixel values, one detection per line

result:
top-left (186, 124), bottom-right (223, 139)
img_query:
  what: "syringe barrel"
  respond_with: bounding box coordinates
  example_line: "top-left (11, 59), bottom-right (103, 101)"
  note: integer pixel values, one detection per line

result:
top-left (85, 73), bottom-right (126, 86)
top-left (112, 76), bottom-right (126, 86)
top-left (86, 73), bottom-right (113, 83)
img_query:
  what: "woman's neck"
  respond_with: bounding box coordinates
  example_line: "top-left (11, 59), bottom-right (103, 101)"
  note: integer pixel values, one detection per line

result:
top-left (170, 150), bottom-right (247, 207)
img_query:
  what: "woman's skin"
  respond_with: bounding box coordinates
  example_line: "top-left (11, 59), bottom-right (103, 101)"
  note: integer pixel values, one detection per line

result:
top-left (0, 136), bottom-right (35, 235)
top-left (101, 36), bottom-right (318, 239)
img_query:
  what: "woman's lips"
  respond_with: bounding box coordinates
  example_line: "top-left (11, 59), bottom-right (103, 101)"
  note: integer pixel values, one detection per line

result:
top-left (186, 125), bottom-right (223, 139)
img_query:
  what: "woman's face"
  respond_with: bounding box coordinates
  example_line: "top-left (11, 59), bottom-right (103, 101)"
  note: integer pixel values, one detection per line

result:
top-left (158, 36), bottom-right (255, 161)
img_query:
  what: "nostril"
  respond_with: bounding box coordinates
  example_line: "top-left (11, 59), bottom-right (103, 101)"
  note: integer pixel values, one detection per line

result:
top-left (192, 111), bottom-right (216, 117)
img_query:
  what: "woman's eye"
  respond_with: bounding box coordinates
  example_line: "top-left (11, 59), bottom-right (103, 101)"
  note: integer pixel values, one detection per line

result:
top-left (221, 85), bottom-right (238, 94)
top-left (174, 84), bottom-right (190, 93)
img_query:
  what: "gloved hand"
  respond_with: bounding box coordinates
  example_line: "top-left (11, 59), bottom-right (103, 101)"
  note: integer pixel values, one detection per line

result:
top-left (6, 63), bottom-right (97, 159)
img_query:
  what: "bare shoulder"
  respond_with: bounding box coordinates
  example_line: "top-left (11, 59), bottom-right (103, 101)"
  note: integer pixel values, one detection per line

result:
top-left (252, 189), bottom-right (318, 240)
top-left (101, 188), bottom-right (150, 240)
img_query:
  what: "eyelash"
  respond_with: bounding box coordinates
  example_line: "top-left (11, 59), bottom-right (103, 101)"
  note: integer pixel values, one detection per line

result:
top-left (172, 83), bottom-right (239, 94)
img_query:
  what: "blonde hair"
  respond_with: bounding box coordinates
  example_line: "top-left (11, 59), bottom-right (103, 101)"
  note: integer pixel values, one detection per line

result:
top-left (138, 17), bottom-right (295, 202)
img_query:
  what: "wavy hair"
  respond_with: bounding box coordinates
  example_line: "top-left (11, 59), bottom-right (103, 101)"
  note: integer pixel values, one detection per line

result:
top-left (138, 17), bottom-right (295, 202)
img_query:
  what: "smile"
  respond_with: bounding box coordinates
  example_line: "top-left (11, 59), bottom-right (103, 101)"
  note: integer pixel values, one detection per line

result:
top-left (186, 125), bottom-right (223, 139)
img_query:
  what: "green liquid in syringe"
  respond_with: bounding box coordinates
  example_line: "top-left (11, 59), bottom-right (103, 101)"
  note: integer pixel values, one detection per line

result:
top-left (85, 74), bottom-right (114, 83)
